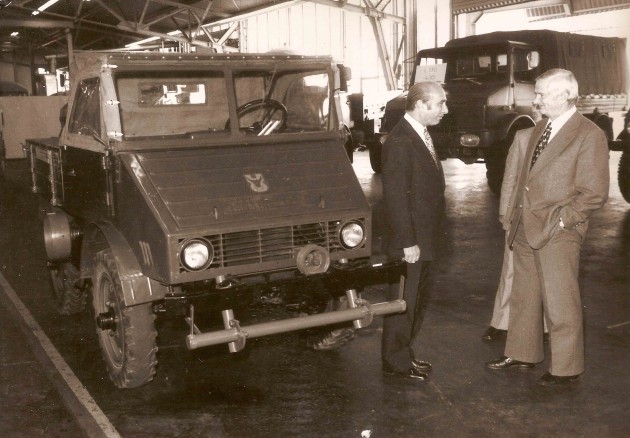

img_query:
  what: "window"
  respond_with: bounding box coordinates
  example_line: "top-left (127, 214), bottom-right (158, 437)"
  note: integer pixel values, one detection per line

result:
top-left (233, 68), bottom-right (331, 135)
top-left (69, 77), bottom-right (101, 136)
top-left (138, 82), bottom-right (207, 106)
top-left (116, 72), bottom-right (228, 139)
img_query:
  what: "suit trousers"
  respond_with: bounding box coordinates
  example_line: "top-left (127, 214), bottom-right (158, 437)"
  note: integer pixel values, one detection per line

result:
top-left (505, 222), bottom-right (584, 376)
top-left (381, 260), bottom-right (431, 371)
top-left (490, 236), bottom-right (514, 330)
top-left (490, 235), bottom-right (547, 332)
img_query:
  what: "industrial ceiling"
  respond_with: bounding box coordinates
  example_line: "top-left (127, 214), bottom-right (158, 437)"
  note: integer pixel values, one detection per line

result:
top-left (0, 0), bottom-right (274, 56)
top-left (0, 0), bottom-right (628, 68)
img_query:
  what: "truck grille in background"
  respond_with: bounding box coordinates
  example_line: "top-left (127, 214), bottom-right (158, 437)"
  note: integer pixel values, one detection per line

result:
top-left (178, 219), bottom-right (364, 272)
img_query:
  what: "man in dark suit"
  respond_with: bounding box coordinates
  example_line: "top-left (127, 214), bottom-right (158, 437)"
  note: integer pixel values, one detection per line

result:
top-left (381, 81), bottom-right (448, 381)
top-left (486, 69), bottom-right (609, 386)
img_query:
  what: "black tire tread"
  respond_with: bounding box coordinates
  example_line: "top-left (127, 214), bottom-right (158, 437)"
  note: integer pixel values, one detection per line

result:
top-left (50, 263), bottom-right (87, 315)
top-left (93, 250), bottom-right (158, 389)
top-left (619, 149), bottom-right (630, 203)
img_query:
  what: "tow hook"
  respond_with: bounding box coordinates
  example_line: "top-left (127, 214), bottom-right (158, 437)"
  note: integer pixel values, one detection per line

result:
top-left (96, 310), bottom-right (117, 331)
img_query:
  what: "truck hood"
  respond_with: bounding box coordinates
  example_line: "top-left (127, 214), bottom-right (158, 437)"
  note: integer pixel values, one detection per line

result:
top-left (119, 139), bottom-right (368, 233)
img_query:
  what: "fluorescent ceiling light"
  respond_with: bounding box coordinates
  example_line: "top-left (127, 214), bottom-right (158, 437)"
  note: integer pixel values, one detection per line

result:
top-left (32, 0), bottom-right (59, 15)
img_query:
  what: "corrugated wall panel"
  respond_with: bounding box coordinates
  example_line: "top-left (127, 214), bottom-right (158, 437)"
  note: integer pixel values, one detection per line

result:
top-left (572, 0), bottom-right (630, 12)
top-left (453, 0), bottom-right (534, 14)
top-left (242, 0), bottom-right (399, 93)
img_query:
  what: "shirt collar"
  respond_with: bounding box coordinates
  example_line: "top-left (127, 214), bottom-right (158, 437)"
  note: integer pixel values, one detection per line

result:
top-left (547, 106), bottom-right (577, 140)
top-left (404, 113), bottom-right (426, 137)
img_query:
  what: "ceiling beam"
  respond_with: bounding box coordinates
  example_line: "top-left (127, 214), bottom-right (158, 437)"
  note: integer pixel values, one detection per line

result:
top-left (0, 18), bottom-right (74, 28)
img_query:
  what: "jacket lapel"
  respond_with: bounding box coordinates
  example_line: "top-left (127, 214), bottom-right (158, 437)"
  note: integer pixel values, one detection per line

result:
top-left (528, 112), bottom-right (582, 178)
top-left (402, 120), bottom-right (440, 169)
top-left (401, 119), bottom-right (445, 186)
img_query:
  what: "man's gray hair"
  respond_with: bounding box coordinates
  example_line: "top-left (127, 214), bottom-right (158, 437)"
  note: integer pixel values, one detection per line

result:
top-left (536, 68), bottom-right (579, 104)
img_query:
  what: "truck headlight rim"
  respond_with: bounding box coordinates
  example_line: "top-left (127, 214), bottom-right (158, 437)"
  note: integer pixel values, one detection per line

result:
top-left (338, 220), bottom-right (366, 250)
top-left (460, 133), bottom-right (480, 147)
top-left (179, 238), bottom-right (214, 271)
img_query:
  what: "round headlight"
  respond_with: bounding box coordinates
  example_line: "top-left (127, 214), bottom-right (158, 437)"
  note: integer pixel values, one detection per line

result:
top-left (339, 221), bottom-right (365, 249)
top-left (180, 238), bottom-right (213, 271)
top-left (460, 133), bottom-right (480, 147)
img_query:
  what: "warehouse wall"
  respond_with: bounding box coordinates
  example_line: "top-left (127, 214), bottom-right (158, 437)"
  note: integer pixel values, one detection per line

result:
top-left (240, 0), bottom-right (403, 93)
top-left (0, 96), bottom-right (67, 159)
top-left (0, 62), bottom-right (33, 95)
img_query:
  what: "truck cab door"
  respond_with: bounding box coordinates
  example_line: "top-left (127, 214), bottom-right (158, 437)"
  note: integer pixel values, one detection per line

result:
top-left (512, 47), bottom-right (538, 116)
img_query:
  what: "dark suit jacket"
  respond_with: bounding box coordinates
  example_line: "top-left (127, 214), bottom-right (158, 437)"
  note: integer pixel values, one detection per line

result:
top-left (507, 111), bottom-right (609, 249)
top-left (382, 118), bottom-right (446, 261)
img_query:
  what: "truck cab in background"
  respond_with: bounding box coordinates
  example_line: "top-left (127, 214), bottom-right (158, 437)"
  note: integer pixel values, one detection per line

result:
top-left (372, 30), bottom-right (630, 201)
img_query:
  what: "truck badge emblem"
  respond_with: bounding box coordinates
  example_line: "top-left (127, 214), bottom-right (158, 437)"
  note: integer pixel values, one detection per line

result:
top-left (244, 173), bottom-right (269, 193)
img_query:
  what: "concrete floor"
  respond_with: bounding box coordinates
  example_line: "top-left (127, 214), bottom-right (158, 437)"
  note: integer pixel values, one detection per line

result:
top-left (1, 150), bottom-right (629, 438)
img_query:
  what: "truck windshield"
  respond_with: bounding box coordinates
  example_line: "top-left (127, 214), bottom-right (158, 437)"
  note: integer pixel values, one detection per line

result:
top-left (116, 71), bottom-right (228, 140)
top-left (415, 45), bottom-right (538, 84)
top-left (115, 66), bottom-right (333, 140)
top-left (415, 52), bottom-right (507, 84)
top-left (233, 67), bottom-right (332, 135)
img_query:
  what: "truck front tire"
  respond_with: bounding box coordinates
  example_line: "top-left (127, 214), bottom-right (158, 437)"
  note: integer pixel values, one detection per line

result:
top-left (619, 148), bottom-right (630, 203)
top-left (485, 141), bottom-right (508, 196)
top-left (92, 250), bottom-right (158, 389)
top-left (367, 140), bottom-right (382, 173)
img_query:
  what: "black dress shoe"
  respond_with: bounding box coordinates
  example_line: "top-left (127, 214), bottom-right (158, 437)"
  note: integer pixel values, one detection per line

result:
top-left (486, 356), bottom-right (535, 370)
top-left (411, 359), bottom-right (432, 372)
top-left (307, 327), bottom-right (355, 350)
top-left (537, 372), bottom-right (580, 387)
top-left (383, 363), bottom-right (428, 381)
top-left (482, 327), bottom-right (507, 342)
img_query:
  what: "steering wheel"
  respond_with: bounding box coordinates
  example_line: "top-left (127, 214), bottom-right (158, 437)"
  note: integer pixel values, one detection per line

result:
top-left (226, 99), bottom-right (288, 134)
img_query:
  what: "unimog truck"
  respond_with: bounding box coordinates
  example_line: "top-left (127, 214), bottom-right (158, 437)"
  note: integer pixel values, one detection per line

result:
top-left (25, 51), bottom-right (405, 388)
top-left (364, 30), bottom-right (629, 200)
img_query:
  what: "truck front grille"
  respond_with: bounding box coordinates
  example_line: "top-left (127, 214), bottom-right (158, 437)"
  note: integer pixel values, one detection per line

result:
top-left (178, 219), bottom-right (364, 272)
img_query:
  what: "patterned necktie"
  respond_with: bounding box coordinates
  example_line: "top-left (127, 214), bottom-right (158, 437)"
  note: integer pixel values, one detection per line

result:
top-left (423, 128), bottom-right (439, 165)
top-left (530, 123), bottom-right (552, 170)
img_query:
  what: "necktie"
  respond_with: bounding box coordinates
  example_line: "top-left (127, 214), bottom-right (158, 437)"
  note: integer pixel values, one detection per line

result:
top-left (423, 128), bottom-right (438, 165)
top-left (530, 123), bottom-right (552, 169)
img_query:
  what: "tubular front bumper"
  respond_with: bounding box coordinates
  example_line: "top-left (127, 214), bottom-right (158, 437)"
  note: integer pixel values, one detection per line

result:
top-left (182, 256), bottom-right (406, 351)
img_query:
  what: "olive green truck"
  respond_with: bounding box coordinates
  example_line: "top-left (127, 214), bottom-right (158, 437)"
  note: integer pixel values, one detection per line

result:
top-left (26, 51), bottom-right (404, 388)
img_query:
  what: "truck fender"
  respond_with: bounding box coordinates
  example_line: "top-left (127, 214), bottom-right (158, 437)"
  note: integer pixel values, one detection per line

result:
top-left (583, 111), bottom-right (613, 141)
top-left (80, 221), bottom-right (168, 307)
top-left (496, 114), bottom-right (535, 142)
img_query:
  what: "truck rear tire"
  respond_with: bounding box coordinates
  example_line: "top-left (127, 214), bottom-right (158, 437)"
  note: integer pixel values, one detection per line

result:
top-left (619, 149), bottom-right (630, 203)
top-left (49, 262), bottom-right (86, 315)
top-left (485, 141), bottom-right (509, 196)
top-left (367, 140), bottom-right (382, 173)
top-left (92, 250), bottom-right (158, 389)
top-left (486, 124), bottom-right (532, 196)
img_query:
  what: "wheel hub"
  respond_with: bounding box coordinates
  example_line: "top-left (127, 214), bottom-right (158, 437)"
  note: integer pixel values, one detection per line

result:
top-left (96, 309), bottom-right (117, 331)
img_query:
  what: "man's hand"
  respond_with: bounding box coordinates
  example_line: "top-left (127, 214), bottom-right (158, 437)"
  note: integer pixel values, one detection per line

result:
top-left (403, 245), bottom-right (420, 263)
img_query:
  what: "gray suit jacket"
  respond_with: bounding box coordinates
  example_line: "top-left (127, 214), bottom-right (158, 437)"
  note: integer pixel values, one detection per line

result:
top-left (507, 112), bottom-right (609, 250)
top-left (500, 127), bottom-right (533, 231)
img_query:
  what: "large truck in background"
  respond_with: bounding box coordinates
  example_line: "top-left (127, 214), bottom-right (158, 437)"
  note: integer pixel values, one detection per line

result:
top-left (25, 51), bottom-right (405, 389)
top-left (359, 30), bottom-right (630, 200)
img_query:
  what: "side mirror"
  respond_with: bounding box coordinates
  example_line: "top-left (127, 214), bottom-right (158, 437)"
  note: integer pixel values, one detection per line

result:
top-left (338, 65), bottom-right (351, 92)
top-left (528, 51), bottom-right (540, 69)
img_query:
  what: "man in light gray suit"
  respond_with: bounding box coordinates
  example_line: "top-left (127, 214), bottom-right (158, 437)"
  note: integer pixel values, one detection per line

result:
top-left (486, 69), bottom-right (609, 386)
top-left (483, 107), bottom-right (543, 342)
